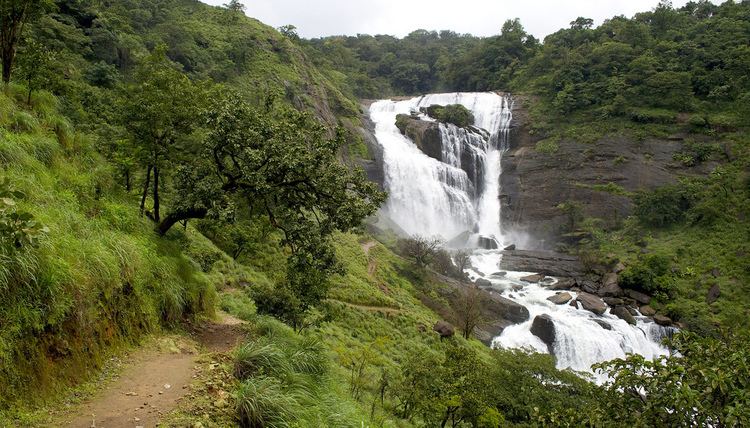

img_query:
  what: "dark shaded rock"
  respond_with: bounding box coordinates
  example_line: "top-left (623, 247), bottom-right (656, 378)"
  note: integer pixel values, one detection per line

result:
top-left (433, 321), bottom-right (455, 338)
top-left (476, 319), bottom-right (515, 346)
top-left (640, 305), bottom-right (656, 316)
top-left (499, 250), bottom-right (587, 277)
top-left (627, 307), bottom-right (638, 316)
top-left (478, 235), bottom-right (499, 250)
top-left (603, 297), bottom-right (624, 306)
top-left (625, 289), bottom-right (651, 305)
top-left (485, 291), bottom-right (530, 323)
top-left (593, 319), bottom-right (612, 330)
top-left (577, 292), bottom-right (607, 315)
top-left (530, 314), bottom-right (556, 351)
top-left (504, 244), bottom-right (516, 250)
top-left (475, 278), bottom-right (492, 288)
top-left (490, 271), bottom-right (507, 278)
top-left (520, 274), bottom-right (544, 283)
top-left (599, 273), bottom-right (623, 297)
top-left (569, 299), bottom-right (578, 309)
top-left (511, 284), bottom-right (523, 291)
top-left (654, 314), bottom-right (673, 326)
top-left (612, 306), bottom-right (636, 325)
top-left (578, 279), bottom-right (599, 294)
top-left (706, 284), bottom-right (720, 304)
top-left (540, 277), bottom-right (556, 285)
top-left (547, 292), bottom-right (572, 305)
top-left (549, 277), bottom-right (575, 290)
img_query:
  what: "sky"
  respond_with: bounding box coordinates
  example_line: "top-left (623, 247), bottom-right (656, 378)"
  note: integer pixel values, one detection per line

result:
top-left (201, 0), bottom-right (719, 40)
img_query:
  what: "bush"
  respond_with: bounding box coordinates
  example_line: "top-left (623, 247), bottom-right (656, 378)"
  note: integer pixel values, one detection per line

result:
top-left (619, 254), bottom-right (673, 295)
top-left (535, 138), bottom-right (559, 154)
top-left (420, 104), bottom-right (475, 127)
top-left (633, 185), bottom-right (694, 227)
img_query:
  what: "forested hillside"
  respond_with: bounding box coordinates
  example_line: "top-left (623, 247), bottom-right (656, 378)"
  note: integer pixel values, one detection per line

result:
top-left (0, 0), bottom-right (748, 426)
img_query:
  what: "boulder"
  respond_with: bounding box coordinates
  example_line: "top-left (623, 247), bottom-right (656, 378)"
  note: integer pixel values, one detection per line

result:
top-left (503, 244), bottom-right (516, 251)
top-left (433, 321), bottom-right (455, 338)
top-left (520, 274), bottom-right (544, 283)
top-left (611, 306), bottom-right (636, 325)
top-left (485, 292), bottom-right (530, 323)
top-left (613, 262), bottom-right (626, 273)
top-left (569, 299), bottom-right (578, 309)
top-left (446, 230), bottom-right (472, 248)
top-left (478, 235), bottom-right (499, 250)
top-left (653, 314), bottom-right (672, 326)
top-left (549, 277), bottom-right (575, 290)
top-left (603, 297), bottom-right (624, 306)
top-left (625, 289), bottom-right (651, 305)
top-left (489, 271), bottom-right (508, 278)
top-left (639, 305), bottom-right (656, 316)
top-left (599, 273), bottom-right (623, 297)
top-left (593, 319), bottom-right (612, 330)
top-left (706, 284), bottom-right (720, 304)
top-left (577, 279), bottom-right (599, 294)
top-left (540, 277), bottom-right (556, 285)
top-left (547, 292), bottom-right (573, 305)
top-left (530, 314), bottom-right (556, 352)
top-left (577, 292), bottom-right (607, 315)
top-left (475, 278), bottom-right (492, 288)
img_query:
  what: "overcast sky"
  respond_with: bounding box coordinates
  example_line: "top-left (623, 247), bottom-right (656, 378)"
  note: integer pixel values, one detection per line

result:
top-left (201, 0), bottom-right (719, 39)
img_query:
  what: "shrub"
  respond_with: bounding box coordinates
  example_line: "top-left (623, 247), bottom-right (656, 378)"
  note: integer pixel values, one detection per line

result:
top-left (619, 254), bottom-right (673, 295)
top-left (633, 185), bottom-right (694, 227)
top-left (420, 104), bottom-right (475, 127)
top-left (234, 339), bottom-right (290, 380)
top-left (535, 138), bottom-right (559, 154)
top-left (236, 376), bottom-right (301, 428)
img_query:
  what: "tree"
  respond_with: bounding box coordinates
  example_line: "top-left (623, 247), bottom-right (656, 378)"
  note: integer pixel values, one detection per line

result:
top-left (453, 285), bottom-right (483, 339)
top-left (15, 36), bottom-right (54, 104)
top-left (223, 0), bottom-right (245, 13)
top-left (120, 45), bottom-right (205, 222)
top-left (0, 0), bottom-right (52, 84)
top-left (453, 249), bottom-right (472, 273)
top-left (399, 235), bottom-right (444, 268)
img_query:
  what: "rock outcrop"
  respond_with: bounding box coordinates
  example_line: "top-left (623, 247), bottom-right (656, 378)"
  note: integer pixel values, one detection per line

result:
top-left (500, 250), bottom-right (587, 278)
top-left (530, 314), bottom-right (556, 352)
top-left (576, 292), bottom-right (607, 315)
top-left (611, 306), bottom-right (636, 325)
top-left (547, 292), bottom-right (572, 305)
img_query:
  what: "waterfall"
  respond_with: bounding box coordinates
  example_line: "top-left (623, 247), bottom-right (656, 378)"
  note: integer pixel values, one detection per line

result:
top-left (369, 92), bottom-right (672, 381)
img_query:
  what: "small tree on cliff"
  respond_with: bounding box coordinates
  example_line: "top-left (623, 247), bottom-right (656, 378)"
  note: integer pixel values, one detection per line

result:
top-left (453, 285), bottom-right (483, 339)
top-left (399, 235), bottom-right (444, 269)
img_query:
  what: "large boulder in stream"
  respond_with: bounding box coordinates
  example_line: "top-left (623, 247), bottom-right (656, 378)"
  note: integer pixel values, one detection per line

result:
top-left (500, 250), bottom-right (587, 277)
top-left (547, 292), bottom-right (572, 305)
top-left (530, 315), bottom-right (556, 352)
top-left (477, 235), bottom-right (499, 250)
top-left (576, 292), bottom-right (607, 315)
top-left (485, 291), bottom-right (530, 323)
top-left (611, 306), bottom-right (636, 325)
top-left (475, 278), bottom-right (492, 288)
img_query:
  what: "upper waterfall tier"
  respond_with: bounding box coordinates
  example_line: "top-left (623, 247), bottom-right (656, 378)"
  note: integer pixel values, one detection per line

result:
top-left (369, 93), bottom-right (513, 243)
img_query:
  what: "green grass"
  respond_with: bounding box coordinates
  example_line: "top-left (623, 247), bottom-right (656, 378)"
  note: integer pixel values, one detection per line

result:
top-left (0, 89), bottom-right (220, 413)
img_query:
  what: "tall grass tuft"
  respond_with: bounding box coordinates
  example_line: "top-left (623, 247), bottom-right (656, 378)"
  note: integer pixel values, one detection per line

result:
top-left (235, 376), bottom-right (302, 428)
top-left (234, 339), bottom-right (290, 380)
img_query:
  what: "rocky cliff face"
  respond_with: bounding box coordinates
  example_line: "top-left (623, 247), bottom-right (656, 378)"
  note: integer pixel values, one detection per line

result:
top-left (501, 97), bottom-right (717, 250)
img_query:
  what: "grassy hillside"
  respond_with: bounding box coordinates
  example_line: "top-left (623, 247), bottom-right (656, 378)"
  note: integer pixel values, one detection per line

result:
top-left (0, 87), bottom-right (219, 407)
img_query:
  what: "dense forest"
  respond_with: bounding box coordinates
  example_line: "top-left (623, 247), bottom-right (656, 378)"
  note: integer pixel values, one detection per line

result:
top-left (0, 0), bottom-right (748, 426)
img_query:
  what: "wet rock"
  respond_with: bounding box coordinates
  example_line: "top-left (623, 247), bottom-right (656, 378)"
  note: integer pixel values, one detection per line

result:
top-left (627, 307), bottom-right (638, 316)
top-left (569, 299), bottom-right (579, 309)
top-left (530, 314), bottom-right (556, 352)
top-left (599, 273), bottom-right (623, 297)
top-left (475, 278), bottom-right (492, 288)
top-left (578, 279), bottom-right (599, 294)
top-left (547, 292), bottom-right (572, 305)
top-left (485, 291), bottom-right (530, 323)
top-left (577, 292), bottom-right (607, 315)
top-left (549, 277), bottom-right (575, 290)
top-left (520, 274), bottom-right (544, 283)
top-left (706, 284), bottom-right (720, 304)
top-left (433, 321), bottom-right (455, 338)
top-left (500, 250), bottom-right (587, 278)
top-left (503, 244), bottom-right (516, 250)
top-left (654, 314), bottom-right (673, 326)
top-left (478, 235), bottom-right (499, 250)
top-left (593, 319), bottom-right (612, 330)
top-left (639, 305), bottom-right (656, 316)
top-left (612, 306), bottom-right (636, 325)
top-left (511, 284), bottom-right (523, 291)
top-left (603, 297), bottom-right (624, 306)
top-left (540, 277), bottom-right (556, 285)
top-left (625, 289), bottom-right (651, 305)
top-left (489, 271), bottom-right (507, 278)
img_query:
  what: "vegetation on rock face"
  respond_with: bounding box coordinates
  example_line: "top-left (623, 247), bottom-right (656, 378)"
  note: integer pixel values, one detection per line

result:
top-left (420, 103), bottom-right (475, 128)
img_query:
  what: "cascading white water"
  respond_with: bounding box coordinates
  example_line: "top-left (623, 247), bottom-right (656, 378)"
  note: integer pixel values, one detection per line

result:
top-left (369, 92), bottom-right (512, 241)
top-left (369, 92), bottom-right (672, 381)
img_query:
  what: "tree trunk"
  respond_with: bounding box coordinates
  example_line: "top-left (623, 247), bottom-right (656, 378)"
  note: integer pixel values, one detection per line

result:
top-left (152, 166), bottom-right (160, 222)
top-left (140, 165), bottom-right (152, 215)
top-left (156, 207), bottom-right (208, 236)
top-left (2, 47), bottom-right (13, 85)
top-left (124, 168), bottom-right (131, 192)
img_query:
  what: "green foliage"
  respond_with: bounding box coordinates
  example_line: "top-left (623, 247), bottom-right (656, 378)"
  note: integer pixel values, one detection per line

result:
top-left (0, 178), bottom-right (47, 253)
top-left (633, 184), bottom-right (695, 227)
top-left (420, 104), bottom-right (475, 127)
top-left (535, 138), bottom-right (559, 154)
top-left (593, 331), bottom-right (750, 427)
top-left (619, 253), bottom-right (674, 296)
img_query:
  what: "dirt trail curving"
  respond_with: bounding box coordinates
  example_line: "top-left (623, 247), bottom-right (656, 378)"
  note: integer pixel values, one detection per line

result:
top-left (361, 240), bottom-right (378, 277)
top-left (58, 312), bottom-right (245, 428)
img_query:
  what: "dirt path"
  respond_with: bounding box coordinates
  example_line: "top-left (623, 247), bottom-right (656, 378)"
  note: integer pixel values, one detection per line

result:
top-left (329, 299), bottom-right (402, 315)
top-left (58, 313), bottom-right (245, 428)
top-left (361, 240), bottom-right (378, 276)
